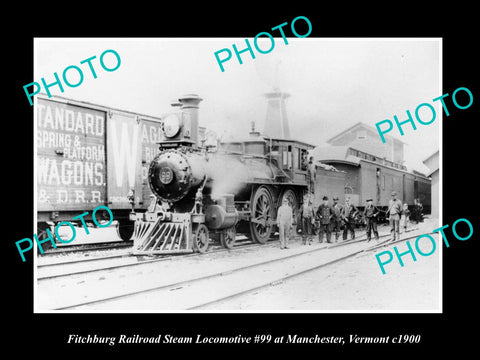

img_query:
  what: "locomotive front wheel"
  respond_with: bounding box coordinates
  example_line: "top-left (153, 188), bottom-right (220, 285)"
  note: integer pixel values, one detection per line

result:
top-left (192, 224), bottom-right (210, 253)
top-left (220, 227), bottom-right (236, 249)
top-left (249, 186), bottom-right (274, 244)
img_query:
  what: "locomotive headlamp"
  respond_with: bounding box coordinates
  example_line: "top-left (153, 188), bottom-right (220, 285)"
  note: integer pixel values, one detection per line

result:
top-left (162, 113), bottom-right (181, 138)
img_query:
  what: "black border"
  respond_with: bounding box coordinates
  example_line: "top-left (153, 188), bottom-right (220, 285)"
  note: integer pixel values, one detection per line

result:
top-left (7, 4), bottom-right (478, 354)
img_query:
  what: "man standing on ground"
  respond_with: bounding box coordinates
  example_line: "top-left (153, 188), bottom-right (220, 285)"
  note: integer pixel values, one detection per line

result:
top-left (331, 196), bottom-right (344, 242)
top-left (277, 198), bottom-right (293, 249)
top-left (387, 191), bottom-right (403, 241)
top-left (342, 197), bottom-right (358, 241)
top-left (316, 196), bottom-right (334, 243)
top-left (300, 194), bottom-right (315, 245)
top-left (363, 198), bottom-right (379, 242)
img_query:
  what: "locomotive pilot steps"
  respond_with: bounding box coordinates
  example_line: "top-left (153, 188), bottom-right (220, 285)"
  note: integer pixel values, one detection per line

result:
top-left (36, 94), bottom-right (167, 242)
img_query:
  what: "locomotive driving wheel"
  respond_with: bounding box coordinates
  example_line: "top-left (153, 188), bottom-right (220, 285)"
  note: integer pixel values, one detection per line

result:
top-left (280, 188), bottom-right (299, 230)
top-left (220, 227), bottom-right (236, 249)
top-left (249, 186), bottom-right (274, 244)
top-left (192, 224), bottom-right (209, 253)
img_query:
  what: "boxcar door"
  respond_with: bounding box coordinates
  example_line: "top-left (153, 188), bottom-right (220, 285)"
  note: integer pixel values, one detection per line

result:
top-left (106, 112), bottom-right (143, 210)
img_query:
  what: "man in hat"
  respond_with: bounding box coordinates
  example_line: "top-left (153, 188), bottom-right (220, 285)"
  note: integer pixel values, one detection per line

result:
top-left (316, 196), bottom-right (334, 243)
top-left (363, 198), bottom-right (379, 242)
top-left (276, 197), bottom-right (293, 249)
top-left (387, 191), bottom-right (403, 241)
top-left (342, 197), bottom-right (358, 240)
top-left (299, 194), bottom-right (315, 245)
top-left (331, 196), bottom-right (344, 242)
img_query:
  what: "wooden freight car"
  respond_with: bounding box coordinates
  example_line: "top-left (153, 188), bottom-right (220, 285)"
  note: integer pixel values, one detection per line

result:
top-left (314, 146), bottom-right (431, 216)
top-left (36, 95), bottom-right (168, 241)
top-left (310, 165), bottom-right (347, 207)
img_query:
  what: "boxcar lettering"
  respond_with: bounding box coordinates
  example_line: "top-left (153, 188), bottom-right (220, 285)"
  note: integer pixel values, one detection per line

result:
top-left (109, 195), bottom-right (128, 203)
top-left (141, 123), bottom-right (164, 144)
top-left (109, 121), bottom-right (139, 188)
top-left (62, 145), bottom-right (105, 162)
top-left (56, 189), bottom-right (68, 203)
top-left (38, 104), bottom-right (104, 136)
top-left (144, 146), bottom-right (161, 163)
top-left (37, 130), bottom-right (71, 148)
top-left (91, 190), bottom-right (102, 203)
top-left (74, 190), bottom-right (86, 203)
top-left (38, 158), bottom-right (104, 187)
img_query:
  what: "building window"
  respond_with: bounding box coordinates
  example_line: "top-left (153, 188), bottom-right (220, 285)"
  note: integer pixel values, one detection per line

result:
top-left (293, 147), bottom-right (299, 169)
top-left (357, 130), bottom-right (367, 140)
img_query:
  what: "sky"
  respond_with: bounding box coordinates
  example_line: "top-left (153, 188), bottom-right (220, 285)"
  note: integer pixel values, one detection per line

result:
top-left (35, 38), bottom-right (441, 173)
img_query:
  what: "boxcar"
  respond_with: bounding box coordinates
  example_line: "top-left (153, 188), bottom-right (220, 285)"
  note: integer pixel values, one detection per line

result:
top-left (314, 146), bottom-right (431, 216)
top-left (36, 95), bottom-right (166, 241)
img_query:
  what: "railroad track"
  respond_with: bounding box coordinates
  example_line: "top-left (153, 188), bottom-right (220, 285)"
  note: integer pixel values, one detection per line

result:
top-left (36, 230), bottom-right (392, 280)
top-left (41, 228), bottom-right (428, 311)
top-left (37, 238), bottom-right (264, 280)
top-left (187, 231), bottom-right (427, 311)
top-left (40, 241), bottom-right (133, 255)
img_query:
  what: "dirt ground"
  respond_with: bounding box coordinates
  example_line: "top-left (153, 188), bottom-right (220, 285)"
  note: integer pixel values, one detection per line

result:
top-left (37, 217), bottom-right (441, 312)
top-left (202, 217), bottom-right (441, 312)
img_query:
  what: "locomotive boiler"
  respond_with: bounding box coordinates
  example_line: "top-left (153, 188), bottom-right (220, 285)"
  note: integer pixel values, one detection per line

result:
top-left (130, 94), bottom-right (314, 255)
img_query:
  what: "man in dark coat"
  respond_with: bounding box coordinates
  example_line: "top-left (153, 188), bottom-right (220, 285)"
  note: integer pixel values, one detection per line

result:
top-left (316, 196), bottom-right (334, 243)
top-left (363, 198), bottom-right (379, 241)
top-left (331, 196), bottom-right (344, 242)
top-left (342, 197), bottom-right (358, 240)
top-left (299, 195), bottom-right (315, 245)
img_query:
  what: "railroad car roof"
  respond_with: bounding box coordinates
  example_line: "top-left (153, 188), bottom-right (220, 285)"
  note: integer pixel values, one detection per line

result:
top-left (37, 94), bottom-right (163, 122)
top-left (315, 145), bottom-right (431, 180)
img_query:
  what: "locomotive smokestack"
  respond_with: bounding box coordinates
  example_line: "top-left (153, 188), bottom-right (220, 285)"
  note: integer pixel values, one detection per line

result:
top-left (178, 94), bottom-right (203, 146)
top-left (263, 90), bottom-right (291, 139)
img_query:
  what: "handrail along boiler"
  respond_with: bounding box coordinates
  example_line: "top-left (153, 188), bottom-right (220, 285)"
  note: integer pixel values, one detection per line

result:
top-left (129, 94), bottom-right (314, 255)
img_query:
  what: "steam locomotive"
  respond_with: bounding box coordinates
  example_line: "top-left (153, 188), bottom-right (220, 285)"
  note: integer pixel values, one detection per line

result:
top-left (129, 94), bottom-right (313, 255)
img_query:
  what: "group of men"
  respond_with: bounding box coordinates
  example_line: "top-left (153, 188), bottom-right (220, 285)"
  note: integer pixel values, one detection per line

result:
top-left (276, 190), bottom-right (408, 249)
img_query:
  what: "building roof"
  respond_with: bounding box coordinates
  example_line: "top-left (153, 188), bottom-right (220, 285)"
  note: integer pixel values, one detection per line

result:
top-left (326, 122), bottom-right (406, 145)
top-left (422, 150), bottom-right (440, 164)
top-left (422, 150), bottom-right (440, 177)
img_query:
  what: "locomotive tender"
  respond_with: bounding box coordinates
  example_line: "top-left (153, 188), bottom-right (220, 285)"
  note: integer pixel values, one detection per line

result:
top-left (130, 94), bottom-right (313, 254)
